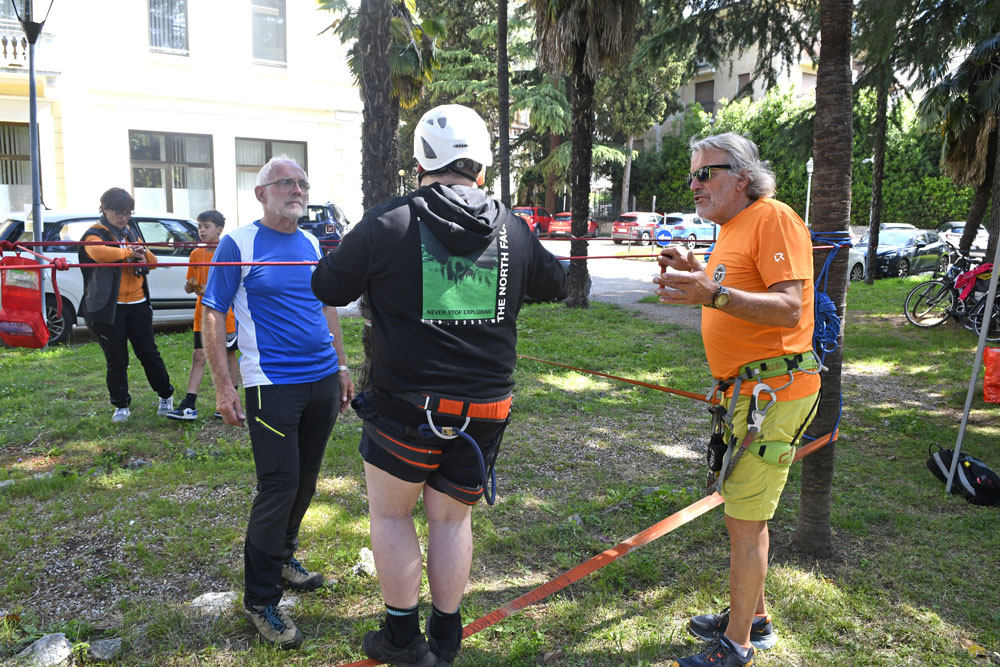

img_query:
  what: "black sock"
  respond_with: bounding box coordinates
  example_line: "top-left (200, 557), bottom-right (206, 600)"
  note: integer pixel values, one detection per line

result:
top-left (385, 603), bottom-right (419, 646)
top-left (427, 605), bottom-right (462, 644)
top-left (182, 392), bottom-right (197, 409)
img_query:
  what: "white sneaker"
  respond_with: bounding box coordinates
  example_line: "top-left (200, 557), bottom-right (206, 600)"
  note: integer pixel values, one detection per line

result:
top-left (157, 397), bottom-right (174, 415)
top-left (165, 406), bottom-right (197, 421)
top-left (112, 407), bottom-right (130, 423)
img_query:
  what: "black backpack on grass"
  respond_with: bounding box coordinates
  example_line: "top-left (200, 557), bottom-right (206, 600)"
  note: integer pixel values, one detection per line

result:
top-left (927, 445), bottom-right (1000, 507)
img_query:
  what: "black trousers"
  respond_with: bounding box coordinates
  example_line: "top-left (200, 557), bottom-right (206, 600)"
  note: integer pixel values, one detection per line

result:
top-left (243, 372), bottom-right (340, 607)
top-left (89, 301), bottom-right (173, 408)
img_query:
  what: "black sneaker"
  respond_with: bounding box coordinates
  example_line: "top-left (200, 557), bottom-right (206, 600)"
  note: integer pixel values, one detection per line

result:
top-left (281, 556), bottom-right (324, 591)
top-left (689, 607), bottom-right (776, 650)
top-left (425, 616), bottom-right (461, 667)
top-left (243, 602), bottom-right (303, 650)
top-left (362, 623), bottom-right (436, 667)
top-left (671, 636), bottom-right (755, 666)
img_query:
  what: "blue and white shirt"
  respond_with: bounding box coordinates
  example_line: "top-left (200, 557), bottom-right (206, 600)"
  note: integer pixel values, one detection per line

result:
top-left (202, 221), bottom-right (338, 387)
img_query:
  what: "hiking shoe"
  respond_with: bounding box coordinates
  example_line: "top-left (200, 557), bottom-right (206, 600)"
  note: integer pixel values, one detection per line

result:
top-left (165, 406), bottom-right (198, 421)
top-left (112, 407), bottom-right (130, 423)
top-left (214, 411), bottom-right (223, 419)
top-left (689, 607), bottom-right (776, 650)
top-left (281, 556), bottom-right (323, 591)
top-left (425, 616), bottom-right (461, 667)
top-left (157, 396), bottom-right (174, 415)
top-left (362, 624), bottom-right (436, 667)
top-left (243, 602), bottom-right (303, 649)
top-left (672, 636), bottom-right (755, 666)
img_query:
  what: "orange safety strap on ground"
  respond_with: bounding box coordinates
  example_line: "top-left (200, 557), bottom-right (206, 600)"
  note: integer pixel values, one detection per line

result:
top-left (336, 429), bottom-right (837, 667)
top-left (517, 353), bottom-right (716, 404)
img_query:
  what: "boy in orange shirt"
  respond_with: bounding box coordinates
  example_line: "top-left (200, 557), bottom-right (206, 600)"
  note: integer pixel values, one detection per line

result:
top-left (165, 210), bottom-right (239, 420)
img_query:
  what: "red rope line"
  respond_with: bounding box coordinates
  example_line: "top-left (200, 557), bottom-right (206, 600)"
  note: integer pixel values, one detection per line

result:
top-left (336, 429), bottom-right (837, 667)
top-left (516, 353), bottom-right (715, 403)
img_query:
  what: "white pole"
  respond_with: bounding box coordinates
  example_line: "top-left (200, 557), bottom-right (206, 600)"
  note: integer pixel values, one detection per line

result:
top-left (946, 237), bottom-right (1000, 494)
top-left (805, 157), bottom-right (814, 226)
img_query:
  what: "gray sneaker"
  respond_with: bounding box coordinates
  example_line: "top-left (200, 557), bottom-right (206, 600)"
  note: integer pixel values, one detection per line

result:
top-left (157, 396), bottom-right (174, 415)
top-left (282, 556), bottom-right (324, 591)
top-left (244, 602), bottom-right (303, 649)
top-left (112, 407), bottom-right (130, 423)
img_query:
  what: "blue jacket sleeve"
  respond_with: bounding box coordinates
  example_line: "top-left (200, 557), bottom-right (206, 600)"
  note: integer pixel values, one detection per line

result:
top-left (201, 236), bottom-right (241, 313)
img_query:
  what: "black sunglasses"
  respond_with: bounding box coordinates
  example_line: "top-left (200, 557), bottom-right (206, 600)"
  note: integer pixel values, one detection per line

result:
top-left (686, 164), bottom-right (733, 186)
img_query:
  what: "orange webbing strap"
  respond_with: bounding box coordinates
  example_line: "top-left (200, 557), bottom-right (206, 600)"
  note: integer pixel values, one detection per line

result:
top-left (336, 429), bottom-right (837, 667)
top-left (516, 354), bottom-right (716, 404)
top-left (436, 395), bottom-right (513, 421)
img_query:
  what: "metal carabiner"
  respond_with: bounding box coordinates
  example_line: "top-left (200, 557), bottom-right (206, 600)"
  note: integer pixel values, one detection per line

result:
top-left (748, 382), bottom-right (777, 434)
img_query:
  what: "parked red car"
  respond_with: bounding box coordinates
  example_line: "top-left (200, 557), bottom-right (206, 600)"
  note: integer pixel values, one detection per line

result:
top-left (611, 211), bottom-right (664, 245)
top-left (511, 206), bottom-right (554, 236)
top-left (549, 211), bottom-right (598, 238)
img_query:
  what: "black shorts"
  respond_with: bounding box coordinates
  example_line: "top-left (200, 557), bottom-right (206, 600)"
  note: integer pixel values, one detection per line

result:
top-left (354, 393), bottom-right (507, 505)
top-left (194, 330), bottom-right (238, 351)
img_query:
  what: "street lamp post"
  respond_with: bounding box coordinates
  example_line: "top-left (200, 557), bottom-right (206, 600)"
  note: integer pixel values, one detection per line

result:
top-left (804, 157), bottom-right (814, 226)
top-left (14, 1), bottom-right (53, 343)
top-left (398, 169), bottom-right (406, 195)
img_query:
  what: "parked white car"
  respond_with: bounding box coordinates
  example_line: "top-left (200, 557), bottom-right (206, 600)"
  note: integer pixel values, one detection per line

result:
top-left (1, 210), bottom-right (200, 344)
top-left (937, 221), bottom-right (988, 255)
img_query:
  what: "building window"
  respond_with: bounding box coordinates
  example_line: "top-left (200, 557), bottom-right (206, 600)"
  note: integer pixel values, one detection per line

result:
top-left (695, 80), bottom-right (715, 114)
top-left (129, 130), bottom-right (214, 218)
top-left (801, 71), bottom-right (817, 95)
top-left (149, 0), bottom-right (188, 54)
top-left (0, 123), bottom-right (30, 213)
top-left (235, 137), bottom-right (306, 224)
top-left (737, 73), bottom-right (751, 98)
top-left (252, 0), bottom-right (286, 64)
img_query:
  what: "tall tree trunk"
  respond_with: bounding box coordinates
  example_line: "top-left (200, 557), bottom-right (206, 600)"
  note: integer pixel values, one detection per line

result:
top-left (793, 0), bottom-right (853, 559)
top-left (620, 134), bottom-right (634, 216)
top-left (497, 0), bottom-right (511, 208)
top-left (545, 133), bottom-right (560, 213)
top-left (566, 41), bottom-right (592, 309)
top-left (356, 0), bottom-right (395, 391)
top-left (864, 66), bottom-right (889, 285)
top-left (986, 120), bottom-right (1000, 263)
top-left (960, 127), bottom-right (997, 255)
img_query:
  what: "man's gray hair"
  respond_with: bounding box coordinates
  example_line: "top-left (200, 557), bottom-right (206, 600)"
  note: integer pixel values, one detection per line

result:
top-left (257, 156), bottom-right (307, 186)
top-left (690, 133), bottom-right (776, 199)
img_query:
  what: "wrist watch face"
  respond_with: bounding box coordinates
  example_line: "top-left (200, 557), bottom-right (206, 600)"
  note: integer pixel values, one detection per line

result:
top-left (714, 286), bottom-right (731, 308)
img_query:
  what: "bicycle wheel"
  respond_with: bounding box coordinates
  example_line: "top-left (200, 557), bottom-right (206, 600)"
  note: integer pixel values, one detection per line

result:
top-left (904, 280), bottom-right (955, 327)
top-left (967, 299), bottom-right (1000, 341)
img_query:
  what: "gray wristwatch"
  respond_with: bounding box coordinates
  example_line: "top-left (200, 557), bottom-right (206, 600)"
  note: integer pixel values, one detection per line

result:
top-left (705, 283), bottom-right (731, 309)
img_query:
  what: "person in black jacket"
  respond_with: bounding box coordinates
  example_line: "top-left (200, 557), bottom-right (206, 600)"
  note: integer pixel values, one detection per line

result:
top-left (79, 187), bottom-right (173, 422)
top-left (312, 104), bottom-right (566, 667)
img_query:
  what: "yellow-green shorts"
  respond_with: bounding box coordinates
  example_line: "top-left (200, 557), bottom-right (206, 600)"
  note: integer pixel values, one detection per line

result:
top-left (720, 390), bottom-right (819, 521)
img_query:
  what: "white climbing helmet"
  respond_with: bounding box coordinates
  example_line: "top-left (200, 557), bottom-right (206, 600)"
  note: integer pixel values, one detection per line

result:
top-left (413, 104), bottom-right (493, 173)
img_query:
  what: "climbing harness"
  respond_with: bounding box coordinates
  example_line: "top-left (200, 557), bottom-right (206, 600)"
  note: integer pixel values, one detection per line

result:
top-left (705, 351), bottom-right (824, 493)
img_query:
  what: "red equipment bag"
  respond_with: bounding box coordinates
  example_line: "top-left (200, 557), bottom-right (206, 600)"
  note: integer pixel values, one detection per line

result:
top-left (0, 255), bottom-right (49, 348)
top-left (985, 347), bottom-right (1000, 405)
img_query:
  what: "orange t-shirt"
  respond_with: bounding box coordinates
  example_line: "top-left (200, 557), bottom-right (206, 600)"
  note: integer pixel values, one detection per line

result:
top-left (83, 225), bottom-right (157, 304)
top-left (189, 246), bottom-right (236, 334)
top-left (702, 198), bottom-right (820, 400)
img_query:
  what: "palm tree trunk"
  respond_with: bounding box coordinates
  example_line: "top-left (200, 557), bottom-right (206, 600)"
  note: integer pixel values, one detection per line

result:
top-left (986, 121), bottom-right (1000, 263)
top-left (960, 127), bottom-right (996, 255)
top-left (545, 133), bottom-right (560, 213)
top-left (864, 66), bottom-right (888, 285)
top-left (497, 0), bottom-right (511, 208)
top-left (566, 41), bottom-right (592, 308)
top-left (357, 0), bottom-right (396, 391)
top-left (620, 134), bottom-right (634, 216)
top-left (793, 0), bottom-right (853, 559)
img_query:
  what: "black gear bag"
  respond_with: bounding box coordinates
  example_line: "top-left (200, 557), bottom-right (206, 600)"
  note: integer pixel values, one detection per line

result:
top-left (927, 445), bottom-right (1000, 507)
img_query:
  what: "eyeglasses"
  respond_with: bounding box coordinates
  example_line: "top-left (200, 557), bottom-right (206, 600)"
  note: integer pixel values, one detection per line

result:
top-left (261, 178), bottom-right (310, 192)
top-left (110, 209), bottom-right (133, 218)
top-left (686, 164), bottom-right (733, 186)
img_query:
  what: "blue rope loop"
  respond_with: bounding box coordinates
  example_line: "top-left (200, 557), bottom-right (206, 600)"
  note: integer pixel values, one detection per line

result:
top-left (802, 231), bottom-right (853, 441)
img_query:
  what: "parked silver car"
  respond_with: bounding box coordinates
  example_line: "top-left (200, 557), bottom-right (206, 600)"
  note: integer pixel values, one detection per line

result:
top-left (1, 210), bottom-right (200, 344)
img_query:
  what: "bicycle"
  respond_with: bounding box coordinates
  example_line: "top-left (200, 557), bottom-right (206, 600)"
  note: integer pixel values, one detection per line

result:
top-left (903, 254), bottom-right (996, 337)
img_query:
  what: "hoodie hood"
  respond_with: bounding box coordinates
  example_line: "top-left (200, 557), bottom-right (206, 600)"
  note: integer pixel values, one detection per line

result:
top-left (409, 183), bottom-right (500, 255)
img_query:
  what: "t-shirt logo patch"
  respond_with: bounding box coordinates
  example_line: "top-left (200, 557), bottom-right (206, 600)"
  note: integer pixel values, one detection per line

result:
top-left (774, 252), bottom-right (786, 262)
top-left (713, 264), bottom-right (727, 283)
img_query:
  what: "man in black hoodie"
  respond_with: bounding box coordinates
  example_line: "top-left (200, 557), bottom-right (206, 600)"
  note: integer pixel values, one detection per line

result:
top-left (312, 104), bottom-right (566, 667)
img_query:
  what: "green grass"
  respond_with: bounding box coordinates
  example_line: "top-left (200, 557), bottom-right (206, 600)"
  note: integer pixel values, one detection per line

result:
top-left (1, 283), bottom-right (998, 666)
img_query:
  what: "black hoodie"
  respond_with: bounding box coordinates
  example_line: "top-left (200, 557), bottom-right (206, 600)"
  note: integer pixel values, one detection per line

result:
top-left (312, 183), bottom-right (567, 421)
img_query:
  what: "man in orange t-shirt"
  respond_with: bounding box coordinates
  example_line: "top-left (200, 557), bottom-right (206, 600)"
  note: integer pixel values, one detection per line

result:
top-left (79, 187), bottom-right (174, 423)
top-left (164, 209), bottom-right (239, 421)
top-left (655, 133), bottom-right (819, 667)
